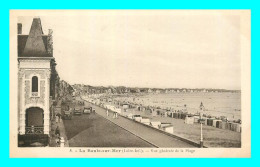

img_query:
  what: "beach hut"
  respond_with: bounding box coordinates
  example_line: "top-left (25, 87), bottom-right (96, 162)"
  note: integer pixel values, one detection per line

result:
top-left (238, 124), bottom-right (241, 132)
top-left (230, 122), bottom-right (235, 131)
top-left (123, 104), bottom-right (129, 109)
top-left (134, 116), bottom-right (142, 122)
top-left (213, 120), bottom-right (222, 127)
top-left (152, 110), bottom-right (157, 117)
top-left (194, 116), bottom-right (200, 123)
top-left (127, 113), bottom-right (133, 119)
top-left (185, 116), bottom-right (194, 125)
top-left (218, 121), bottom-right (223, 129)
top-left (168, 112), bottom-right (173, 118)
top-left (221, 121), bottom-right (227, 130)
top-left (221, 122), bottom-right (231, 130)
top-left (230, 122), bottom-right (241, 132)
top-left (161, 125), bottom-right (174, 134)
top-left (202, 118), bottom-right (208, 125)
top-left (164, 111), bottom-right (168, 117)
top-left (140, 118), bottom-right (150, 125)
top-left (236, 123), bottom-right (241, 132)
top-left (207, 118), bottom-right (214, 126)
top-left (216, 120), bottom-right (222, 128)
top-left (173, 112), bottom-right (177, 118)
top-left (156, 110), bottom-right (160, 116)
top-left (180, 113), bottom-right (185, 119)
top-left (198, 117), bottom-right (207, 124)
top-left (178, 113), bottom-right (182, 119)
top-left (227, 122), bottom-right (232, 130)
top-left (132, 114), bottom-right (141, 120)
top-left (160, 123), bottom-right (171, 128)
top-left (150, 121), bottom-right (161, 129)
top-left (167, 112), bottom-right (171, 117)
top-left (175, 112), bottom-right (179, 119)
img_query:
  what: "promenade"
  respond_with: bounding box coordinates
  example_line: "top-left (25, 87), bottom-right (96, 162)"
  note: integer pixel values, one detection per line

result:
top-left (63, 113), bottom-right (154, 147)
top-left (82, 99), bottom-right (195, 148)
top-left (61, 97), bottom-right (154, 147)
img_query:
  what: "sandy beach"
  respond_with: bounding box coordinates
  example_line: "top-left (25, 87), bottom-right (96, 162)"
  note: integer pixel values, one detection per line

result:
top-left (114, 92), bottom-right (241, 120)
top-left (116, 107), bottom-right (241, 148)
top-left (88, 92), bottom-right (241, 148)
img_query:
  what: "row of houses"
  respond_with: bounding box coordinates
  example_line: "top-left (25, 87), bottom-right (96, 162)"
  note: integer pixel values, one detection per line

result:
top-left (74, 84), bottom-right (239, 95)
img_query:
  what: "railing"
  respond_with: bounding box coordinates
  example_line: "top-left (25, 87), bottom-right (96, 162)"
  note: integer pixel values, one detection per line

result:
top-left (31, 92), bottom-right (39, 97)
top-left (25, 126), bottom-right (44, 134)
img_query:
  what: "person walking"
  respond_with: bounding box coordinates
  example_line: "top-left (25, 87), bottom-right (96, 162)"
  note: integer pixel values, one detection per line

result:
top-left (55, 126), bottom-right (60, 137)
top-left (112, 112), bottom-right (114, 119)
top-left (106, 110), bottom-right (109, 117)
top-left (115, 112), bottom-right (118, 119)
top-left (55, 114), bottom-right (59, 123)
top-left (58, 113), bottom-right (61, 123)
top-left (55, 137), bottom-right (60, 147)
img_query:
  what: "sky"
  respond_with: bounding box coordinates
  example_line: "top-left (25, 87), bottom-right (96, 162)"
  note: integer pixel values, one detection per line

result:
top-left (18, 10), bottom-right (241, 90)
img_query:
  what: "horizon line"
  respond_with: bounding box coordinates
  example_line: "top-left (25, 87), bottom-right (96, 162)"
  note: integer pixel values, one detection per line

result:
top-left (67, 82), bottom-right (241, 91)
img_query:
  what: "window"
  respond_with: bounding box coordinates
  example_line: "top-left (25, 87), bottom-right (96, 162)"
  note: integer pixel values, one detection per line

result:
top-left (32, 76), bottom-right (38, 94)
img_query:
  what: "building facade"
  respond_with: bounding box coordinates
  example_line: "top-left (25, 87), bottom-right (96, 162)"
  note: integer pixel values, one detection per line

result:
top-left (17, 18), bottom-right (58, 146)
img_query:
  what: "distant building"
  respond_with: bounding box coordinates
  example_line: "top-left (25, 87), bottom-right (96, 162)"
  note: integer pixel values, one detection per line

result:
top-left (148, 89), bottom-right (153, 93)
top-left (106, 89), bottom-right (112, 94)
top-left (156, 90), bottom-right (161, 94)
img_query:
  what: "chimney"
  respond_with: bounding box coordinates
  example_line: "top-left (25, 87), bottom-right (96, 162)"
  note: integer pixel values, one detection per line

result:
top-left (47, 29), bottom-right (53, 56)
top-left (17, 23), bottom-right (22, 34)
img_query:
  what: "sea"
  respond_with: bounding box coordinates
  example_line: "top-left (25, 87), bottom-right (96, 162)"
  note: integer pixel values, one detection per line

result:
top-left (114, 92), bottom-right (241, 120)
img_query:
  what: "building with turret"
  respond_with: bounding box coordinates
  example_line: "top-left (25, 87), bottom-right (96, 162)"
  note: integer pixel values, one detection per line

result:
top-left (17, 18), bottom-right (59, 146)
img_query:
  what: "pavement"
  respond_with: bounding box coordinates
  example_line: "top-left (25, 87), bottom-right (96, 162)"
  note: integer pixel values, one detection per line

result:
top-left (82, 99), bottom-right (195, 148)
top-left (63, 113), bottom-right (154, 147)
top-left (49, 100), bottom-right (69, 147)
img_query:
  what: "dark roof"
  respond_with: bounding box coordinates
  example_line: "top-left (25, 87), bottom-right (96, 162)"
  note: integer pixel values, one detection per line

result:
top-left (18, 35), bottom-right (28, 57)
top-left (18, 35), bottom-right (49, 57)
top-left (18, 18), bottom-right (51, 57)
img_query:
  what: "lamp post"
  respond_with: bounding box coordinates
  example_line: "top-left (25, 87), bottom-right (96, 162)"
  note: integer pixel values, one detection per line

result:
top-left (200, 120), bottom-right (204, 148)
top-left (199, 101), bottom-right (205, 148)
